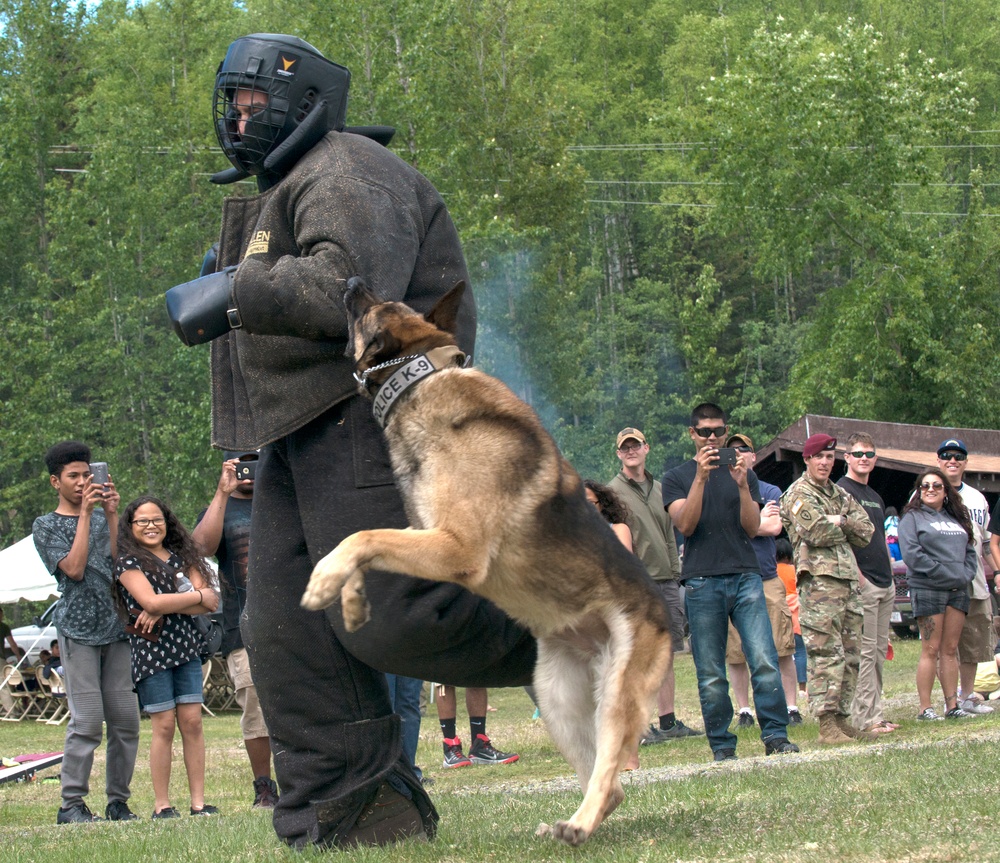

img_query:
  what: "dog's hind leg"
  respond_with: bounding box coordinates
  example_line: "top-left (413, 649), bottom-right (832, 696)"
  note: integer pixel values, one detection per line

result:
top-left (533, 637), bottom-right (598, 792)
top-left (537, 614), bottom-right (667, 847)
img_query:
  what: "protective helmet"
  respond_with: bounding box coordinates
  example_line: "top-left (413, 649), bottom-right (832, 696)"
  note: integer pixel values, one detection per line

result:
top-left (212, 34), bottom-right (350, 185)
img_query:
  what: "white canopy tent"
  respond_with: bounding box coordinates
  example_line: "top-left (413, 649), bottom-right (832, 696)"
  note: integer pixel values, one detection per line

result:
top-left (0, 536), bottom-right (60, 603)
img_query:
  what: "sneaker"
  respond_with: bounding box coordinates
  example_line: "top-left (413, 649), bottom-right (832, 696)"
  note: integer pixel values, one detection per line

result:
top-left (253, 776), bottom-right (279, 809)
top-left (468, 733), bottom-right (519, 765)
top-left (640, 724), bottom-right (670, 745)
top-left (190, 804), bottom-right (220, 816)
top-left (338, 781), bottom-right (427, 848)
top-left (151, 807), bottom-right (181, 819)
top-left (713, 748), bottom-right (738, 762)
top-left (105, 800), bottom-right (138, 821)
top-left (945, 706), bottom-right (975, 720)
top-left (787, 708), bottom-right (804, 725)
top-left (57, 802), bottom-right (104, 824)
top-left (442, 737), bottom-right (472, 768)
top-left (764, 737), bottom-right (800, 756)
top-left (658, 719), bottom-right (703, 738)
top-left (736, 710), bottom-right (755, 729)
top-left (917, 708), bottom-right (944, 721)
top-left (961, 698), bottom-right (994, 715)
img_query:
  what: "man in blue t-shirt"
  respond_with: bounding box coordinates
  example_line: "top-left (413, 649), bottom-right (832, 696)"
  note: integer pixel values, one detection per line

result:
top-left (723, 434), bottom-right (801, 727)
top-left (661, 403), bottom-right (798, 761)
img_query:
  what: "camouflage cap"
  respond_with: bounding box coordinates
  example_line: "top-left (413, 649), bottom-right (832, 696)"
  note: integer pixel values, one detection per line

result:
top-left (616, 428), bottom-right (647, 449)
top-left (726, 433), bottom-right (754, 451)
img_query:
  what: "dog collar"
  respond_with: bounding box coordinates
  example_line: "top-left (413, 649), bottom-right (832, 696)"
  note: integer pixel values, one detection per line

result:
top-left (364, 345), bottom-right (469, 428)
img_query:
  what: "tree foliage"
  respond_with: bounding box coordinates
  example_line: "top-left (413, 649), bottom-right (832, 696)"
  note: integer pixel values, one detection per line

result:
top-left (2, 0), bottom-right (1000, 547)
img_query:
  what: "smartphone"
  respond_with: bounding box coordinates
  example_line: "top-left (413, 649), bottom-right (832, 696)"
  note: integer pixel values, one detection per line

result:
top-left (235, 461), bottom-right (256, 482)
top-left (89, 462), bottom-right (110, 486)
top-left (714, 447), bottom-right (738, 467)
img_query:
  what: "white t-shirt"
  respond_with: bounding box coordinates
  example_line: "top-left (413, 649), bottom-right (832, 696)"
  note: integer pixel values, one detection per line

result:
top-left (957, 482), bottom-right (991, 601)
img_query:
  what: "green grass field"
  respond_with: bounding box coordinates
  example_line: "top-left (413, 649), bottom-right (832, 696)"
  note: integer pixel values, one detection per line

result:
top-left (3, 637), bottom-right (998, 862)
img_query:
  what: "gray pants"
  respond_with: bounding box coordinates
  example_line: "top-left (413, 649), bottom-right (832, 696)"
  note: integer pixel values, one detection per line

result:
top-left (850, 579), bottom-right (895, 730)
top-left (58, 636), bottom-right (140, 808)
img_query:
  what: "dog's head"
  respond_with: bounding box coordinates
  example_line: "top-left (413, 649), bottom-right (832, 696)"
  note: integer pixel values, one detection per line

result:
top-left (344, 276), bottom-right (466, 393)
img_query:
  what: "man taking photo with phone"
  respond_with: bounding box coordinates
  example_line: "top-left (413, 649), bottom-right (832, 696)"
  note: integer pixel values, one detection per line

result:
top-left (32, 441), bottom-right (140, 824)
top-left (662, 403), bottom-right (798, 762)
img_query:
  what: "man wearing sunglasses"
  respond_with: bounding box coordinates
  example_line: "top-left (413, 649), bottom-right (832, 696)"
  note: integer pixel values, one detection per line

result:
top-left (836, 433), bottom-right (898, 735)
top-left (781, 433), bottom-right (875, 745)
top-left (662, 403), bottom-right (798, 761)
top-left (935, 439), bottom-right (995, 715)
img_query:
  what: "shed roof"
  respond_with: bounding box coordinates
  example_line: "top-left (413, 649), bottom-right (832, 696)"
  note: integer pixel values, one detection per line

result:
top-left (753, 414), bottom-right (1000, 510)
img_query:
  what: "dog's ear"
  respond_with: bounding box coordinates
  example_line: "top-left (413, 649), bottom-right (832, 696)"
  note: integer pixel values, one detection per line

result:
top-left (361, 329), bottom-right (403, 366)
top-left (425, 281), bottom-right (466, 335)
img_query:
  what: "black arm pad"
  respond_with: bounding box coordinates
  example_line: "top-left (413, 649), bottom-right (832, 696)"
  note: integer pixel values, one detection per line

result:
top-left (165, 266), bottom-right (237, 346)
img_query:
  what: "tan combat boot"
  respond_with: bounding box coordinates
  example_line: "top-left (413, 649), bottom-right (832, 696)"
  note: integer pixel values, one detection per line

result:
top-left (835, 715), bottom-right (878, 742)
top-left (817, 712), bottom-right (852, 744)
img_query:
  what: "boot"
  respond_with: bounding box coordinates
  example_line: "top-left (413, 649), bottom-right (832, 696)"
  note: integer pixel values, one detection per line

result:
top-left (835, 715), bottom-right (877, 742)
top-left (817, 713), bottom-right (852, 745)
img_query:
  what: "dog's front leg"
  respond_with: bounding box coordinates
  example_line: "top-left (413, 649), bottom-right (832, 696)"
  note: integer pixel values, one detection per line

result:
top-left (302, 527), bottom-right (485, 631)
top-left (302, 533), bottom-right (373, 630)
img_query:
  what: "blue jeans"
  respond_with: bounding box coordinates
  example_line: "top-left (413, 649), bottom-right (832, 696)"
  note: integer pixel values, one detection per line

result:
top-left (684, 573), bottom-right (789, 753)
top-left (794, 633), bottom-right (808, 685)
top-left (385, 674), bottom-right (424, 782)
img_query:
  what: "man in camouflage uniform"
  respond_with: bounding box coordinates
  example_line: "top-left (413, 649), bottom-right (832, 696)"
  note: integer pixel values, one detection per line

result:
top-left (780, 434), bottom-right (875, 745)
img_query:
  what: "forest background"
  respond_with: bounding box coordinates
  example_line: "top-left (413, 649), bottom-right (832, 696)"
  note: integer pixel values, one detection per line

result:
top-left (2, 0), bottom-right (999, 544)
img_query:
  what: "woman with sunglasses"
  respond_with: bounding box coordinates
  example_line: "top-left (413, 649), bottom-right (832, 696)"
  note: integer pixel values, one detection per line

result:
top-left (898, 468), bottom-right (978, 721)
top-left (114, 496), bottom-right (220, 818)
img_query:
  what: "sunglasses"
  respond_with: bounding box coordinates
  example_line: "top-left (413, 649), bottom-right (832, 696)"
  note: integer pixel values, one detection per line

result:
top-left (919, 481), bottom-right (944, 491)
top-left (848, 450), bottom-right (876, 459)
top-left (733, 445), bottom-right (753, 453)
top-left (692, 426), bottom-right (728, 439)
top-left (939, 452), bottom-right (967, 462)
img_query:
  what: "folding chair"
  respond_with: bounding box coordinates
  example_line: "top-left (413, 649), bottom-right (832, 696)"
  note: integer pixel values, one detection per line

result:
top-left (38, 668), bottom-right (68, 725)
top-left (33, 667), bottom-right (57, 722)
top-left (200, 659), bottom-right (216, 717)
top-left (206, 660), bottom-right (237, 712)
top-left (2, 665), bottom-right (42, 721)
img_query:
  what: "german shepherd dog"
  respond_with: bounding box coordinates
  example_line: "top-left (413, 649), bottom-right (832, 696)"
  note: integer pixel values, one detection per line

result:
top-left (302, 278), bottom-right (671, 846)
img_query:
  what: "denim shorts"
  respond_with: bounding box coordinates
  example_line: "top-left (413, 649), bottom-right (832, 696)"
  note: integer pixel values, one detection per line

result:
top-left (910, 587), bottom-right (970, 618)
top-left (136, 658), bottom-right (204, 714)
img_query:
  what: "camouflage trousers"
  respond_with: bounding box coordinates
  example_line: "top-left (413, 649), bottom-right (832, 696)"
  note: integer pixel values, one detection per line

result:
top-left (798, 573), bottom-right (862, 717)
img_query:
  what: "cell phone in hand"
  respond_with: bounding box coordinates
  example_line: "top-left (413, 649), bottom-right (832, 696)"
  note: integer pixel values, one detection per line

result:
top-left (715, 447), bottom-right (738, 467)
top-left (89, 462), bottom-right (110, 486)
top-left (235, 461), bottom-right (256, 482)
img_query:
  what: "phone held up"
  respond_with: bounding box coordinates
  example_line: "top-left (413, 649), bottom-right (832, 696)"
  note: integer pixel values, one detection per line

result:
top-left (89, 462), bottom-right (110, 486)
top-left (235, 461), bottom-right (256, 482)
top-left (714, 447), bottom-right (738, 467)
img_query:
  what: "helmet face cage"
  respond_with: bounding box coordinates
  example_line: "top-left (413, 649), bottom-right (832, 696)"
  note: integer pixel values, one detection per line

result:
top-left (212, 35), bottom-right (351, 178)
top-left (213, 71), bottom-right (291, 176)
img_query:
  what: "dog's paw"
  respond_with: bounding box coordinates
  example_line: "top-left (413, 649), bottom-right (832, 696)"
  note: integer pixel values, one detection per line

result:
top-left (535, 820), bottom-right (589, 847)
top-left (301, 553), bottom-right (351, 610)
top-left (341, 575), bottom-right (371, 632)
